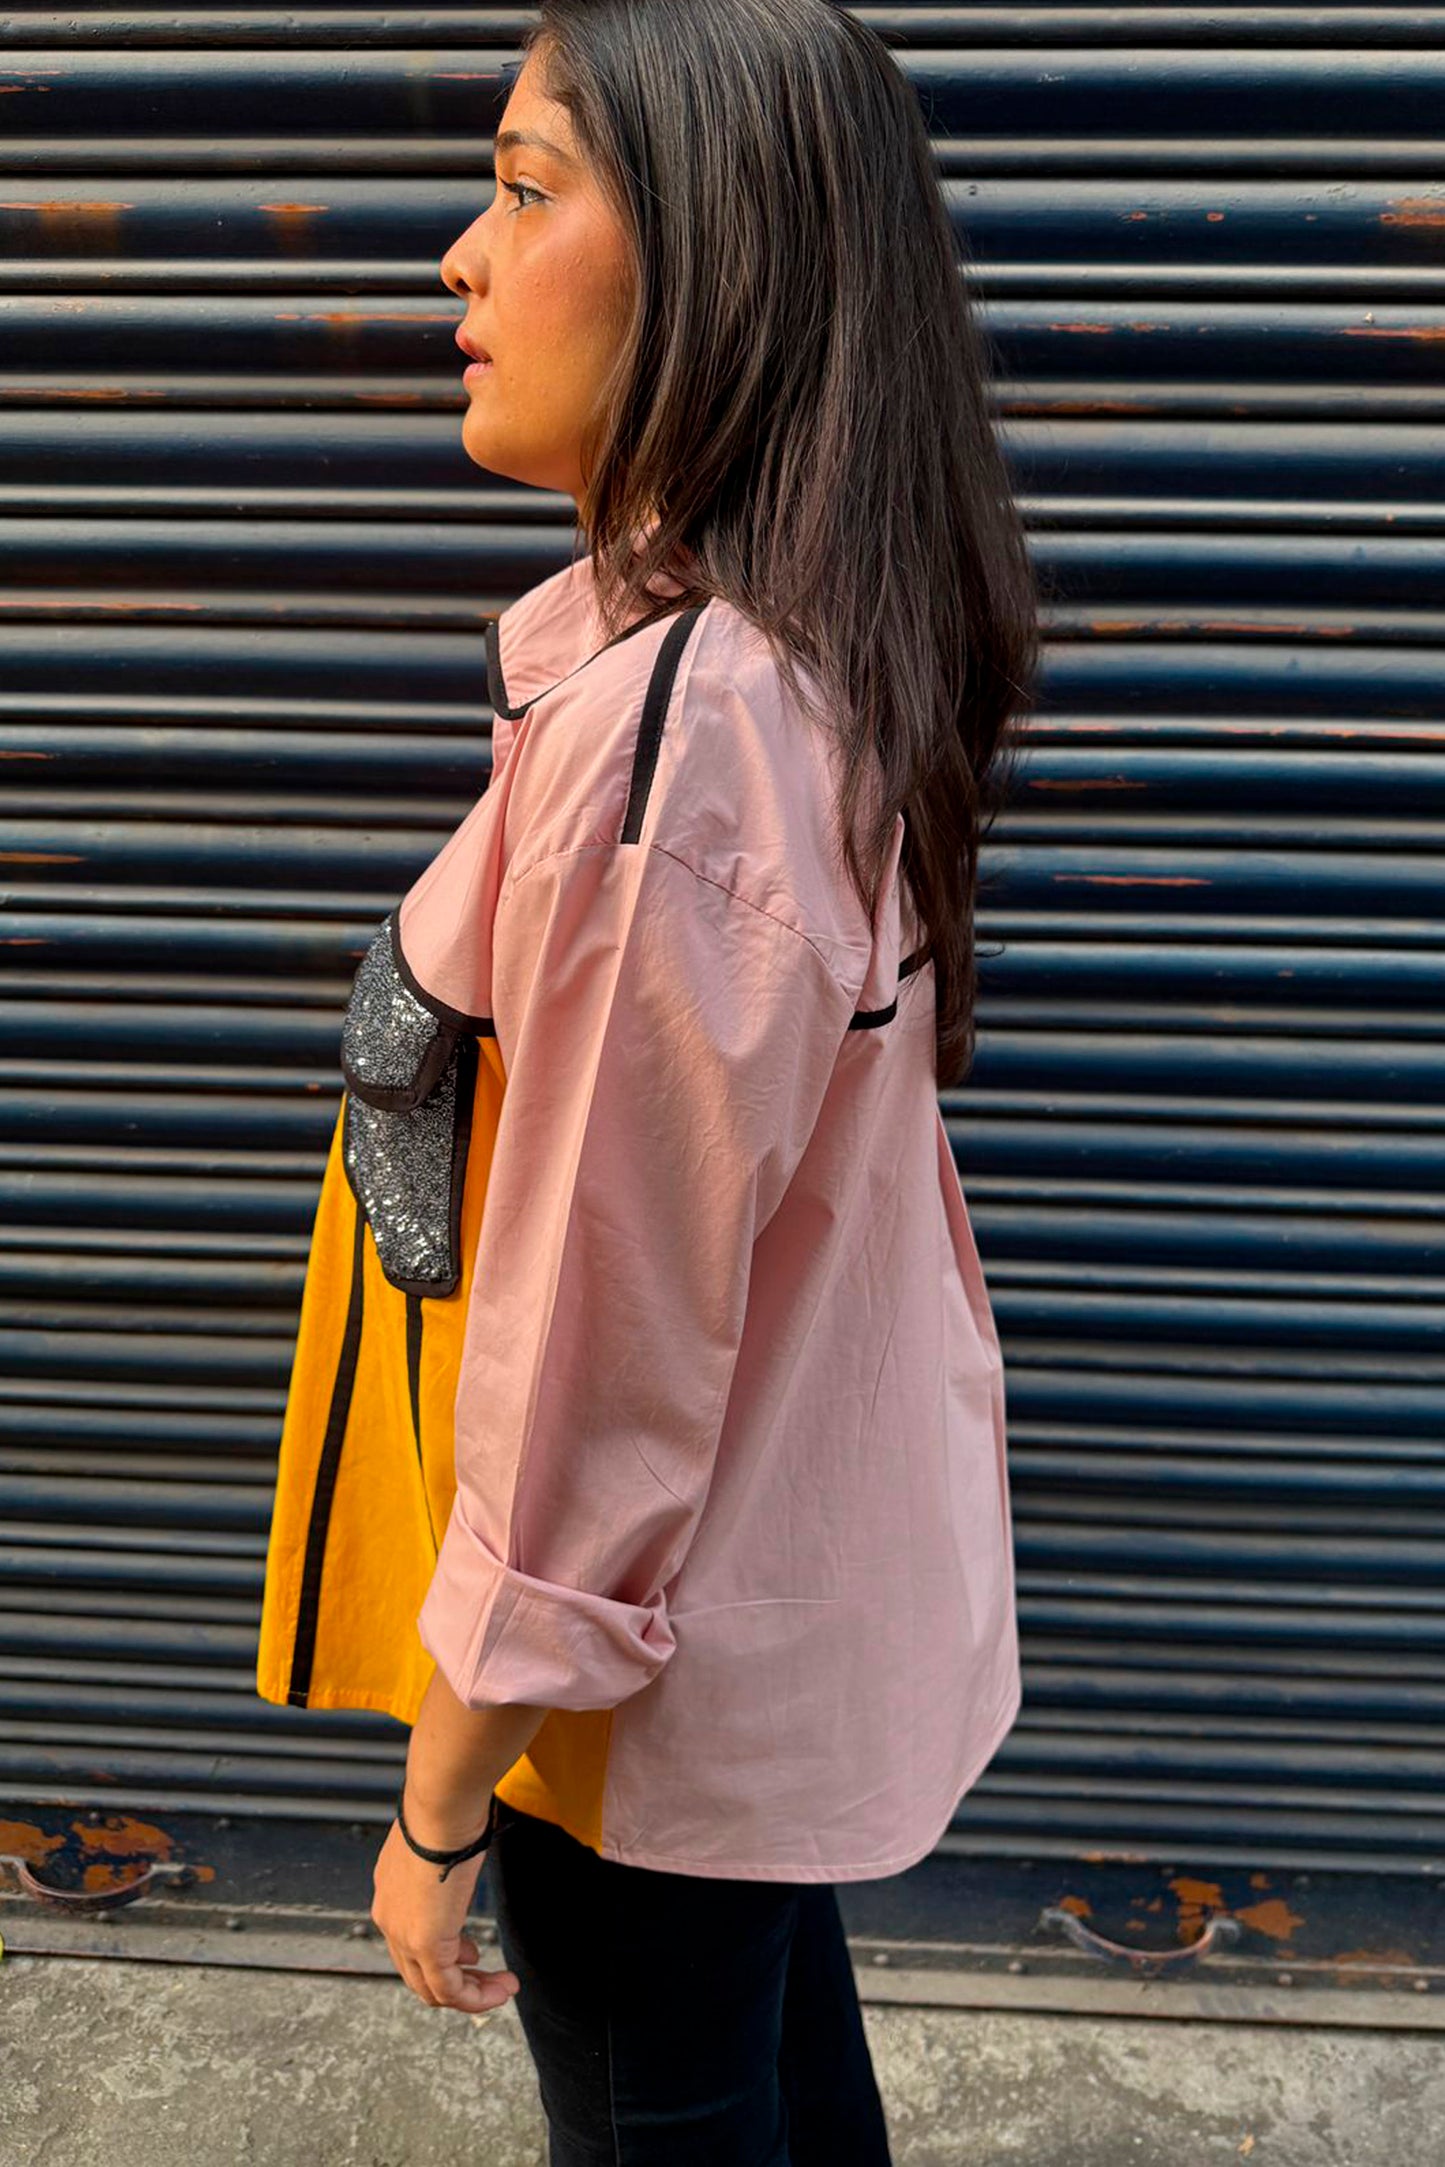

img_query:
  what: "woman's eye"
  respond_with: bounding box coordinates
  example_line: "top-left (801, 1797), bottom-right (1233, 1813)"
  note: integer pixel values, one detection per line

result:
top-left (497, 177), bottom-right (544, 212)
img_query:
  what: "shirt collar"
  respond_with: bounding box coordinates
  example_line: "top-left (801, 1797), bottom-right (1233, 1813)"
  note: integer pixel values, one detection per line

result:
top-left (486, 518), bottom-right (692, 723)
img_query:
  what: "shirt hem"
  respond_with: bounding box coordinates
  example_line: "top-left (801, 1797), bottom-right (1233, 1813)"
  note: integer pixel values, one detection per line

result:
top-left (590, 1670), bottom-right (1023, 1884)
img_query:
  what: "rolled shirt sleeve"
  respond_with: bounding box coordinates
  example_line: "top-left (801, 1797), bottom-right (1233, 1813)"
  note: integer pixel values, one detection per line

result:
top-left (416, 838), bottom-right (854, 1712)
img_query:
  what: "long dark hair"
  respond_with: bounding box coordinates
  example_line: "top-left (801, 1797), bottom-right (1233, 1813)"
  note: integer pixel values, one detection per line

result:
top-left (522, 0), bottom-right (1037, 1087)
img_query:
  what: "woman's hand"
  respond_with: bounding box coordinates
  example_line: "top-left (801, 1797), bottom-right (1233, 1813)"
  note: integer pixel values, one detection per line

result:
top-left (371, 1816), bottom-right (520, 2013)
top-left (371, 1671), bottom-right (546, 2009)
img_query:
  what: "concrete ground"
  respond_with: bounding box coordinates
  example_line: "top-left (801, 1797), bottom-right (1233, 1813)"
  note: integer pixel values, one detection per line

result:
top-left (5, 1952), bottom-right (1445, 2166)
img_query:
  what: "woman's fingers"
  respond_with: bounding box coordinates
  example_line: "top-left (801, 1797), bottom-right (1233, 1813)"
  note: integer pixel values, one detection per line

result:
top-left (436, 1955), bottom-right (520, 2012)
top-left (380, 1917), bottom-right (520, 2011)
top-left (394, 1949), bottom-right (443, 2007)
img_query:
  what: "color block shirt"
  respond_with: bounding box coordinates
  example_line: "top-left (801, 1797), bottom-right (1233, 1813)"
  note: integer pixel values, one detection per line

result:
top-left (405, 546), bottom-right (1021, 1882)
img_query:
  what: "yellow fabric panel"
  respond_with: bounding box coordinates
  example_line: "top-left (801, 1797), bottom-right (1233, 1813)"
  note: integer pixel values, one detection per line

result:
top-left (494, 1707), bottom-right (615, 1852)
top-left (254, 1096), bottom-right (356, 1711)
top-left (302, 1209), bottom-right (438, 1723)
top-left (256, 1036), bottom-right (611, 1852)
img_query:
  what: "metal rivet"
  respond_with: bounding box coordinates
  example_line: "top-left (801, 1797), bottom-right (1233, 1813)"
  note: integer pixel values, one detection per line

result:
top-left (871, 1950), bottom-right (891, 1966)
top-left (1293, 1874), bottom-right (1311, 1888)
top-left (1276, 1971), bottom-right (1293, 1986)
top-left (1414, 1978), bottom-right (1431, 1993)
top-left (1007, 1959), bottom-right (1027, 1974)
top-left (347, 1921), bottom-right (370, 1939)
top-left (224, 1915), bottom-right (245, 1931)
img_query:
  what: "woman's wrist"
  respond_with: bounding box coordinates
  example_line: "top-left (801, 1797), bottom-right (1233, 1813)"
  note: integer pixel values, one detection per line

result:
top-left (400, 1672), bottom-right (550, 1851)
top-left (397, 1778), bottom-right (497, 1854)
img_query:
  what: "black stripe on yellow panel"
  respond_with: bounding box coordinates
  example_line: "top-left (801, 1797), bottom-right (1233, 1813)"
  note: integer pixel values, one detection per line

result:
top-left (285, 1191), bottom-right (366, 1707)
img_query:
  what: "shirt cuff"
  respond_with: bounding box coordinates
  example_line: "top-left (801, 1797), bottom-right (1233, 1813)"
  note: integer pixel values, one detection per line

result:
top-left (416, 1494), bottom-right (678, 1712)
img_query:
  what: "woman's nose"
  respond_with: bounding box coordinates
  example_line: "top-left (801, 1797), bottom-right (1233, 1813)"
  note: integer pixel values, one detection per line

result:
top-left (440, 212), bottom-right (490, 298)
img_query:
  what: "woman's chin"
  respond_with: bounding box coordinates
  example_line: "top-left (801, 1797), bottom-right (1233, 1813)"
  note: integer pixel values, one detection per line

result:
top-left (459, 416), bottom-right (516, 479)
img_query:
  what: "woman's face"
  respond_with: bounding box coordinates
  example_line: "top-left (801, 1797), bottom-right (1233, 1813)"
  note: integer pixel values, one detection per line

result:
top-left (440, 48), bottom-right (634, 510)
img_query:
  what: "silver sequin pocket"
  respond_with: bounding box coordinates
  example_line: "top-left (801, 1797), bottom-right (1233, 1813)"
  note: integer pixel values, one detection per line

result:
top-left (339, 911), bottom-right (482, 1298)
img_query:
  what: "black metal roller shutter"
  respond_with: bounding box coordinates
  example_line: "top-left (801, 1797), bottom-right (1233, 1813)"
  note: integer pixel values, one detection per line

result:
top-left (2, 5), bottom-right (1442, 1878)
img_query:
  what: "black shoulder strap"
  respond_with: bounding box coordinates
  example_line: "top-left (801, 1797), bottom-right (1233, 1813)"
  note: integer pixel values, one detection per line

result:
top-left (617, 602), bottom-right (927, 1027)
top-left (847, 947), bottom-right (926, 1030)
top-left (619, 604), bottom-right (709, 845)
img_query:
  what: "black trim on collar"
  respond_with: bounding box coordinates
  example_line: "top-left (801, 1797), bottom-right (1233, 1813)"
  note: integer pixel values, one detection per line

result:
top-left (485, 614), bottom-right (530, 723)
top-left (486, 595), bottom-right (701, 728)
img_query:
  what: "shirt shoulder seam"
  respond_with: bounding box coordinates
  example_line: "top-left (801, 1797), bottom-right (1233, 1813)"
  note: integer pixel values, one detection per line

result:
top-left (501, 837), bottom-right (860, 1003)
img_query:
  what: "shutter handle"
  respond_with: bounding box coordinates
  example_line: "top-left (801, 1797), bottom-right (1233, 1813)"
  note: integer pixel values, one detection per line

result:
top-left (0, 1852), bottom-right (196, 1913)
top-left (1040, 1902), bottom-right (1242, 1976)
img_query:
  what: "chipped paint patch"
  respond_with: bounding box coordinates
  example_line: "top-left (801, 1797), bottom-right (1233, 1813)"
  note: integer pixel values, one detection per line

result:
top-left (1171, 1877), bottom-right (1226, 1946)
top-left (1343, 323), bottom-right (1445, 341)
top-left (0, 1814), bottom-right (67, 1867)
top-left (1235, 1897), bottom-right (1306, 1943)
top-left (1381, 195), bottom-right (1445, 229)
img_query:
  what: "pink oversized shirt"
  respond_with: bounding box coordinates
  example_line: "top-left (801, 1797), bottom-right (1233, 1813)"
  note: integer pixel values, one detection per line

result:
top-left (405, 545), bottom-right (1021, 1882)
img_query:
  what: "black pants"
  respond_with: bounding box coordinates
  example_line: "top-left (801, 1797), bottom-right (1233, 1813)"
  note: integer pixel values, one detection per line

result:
top-left (486, 1799), bottom-right (895, 2167)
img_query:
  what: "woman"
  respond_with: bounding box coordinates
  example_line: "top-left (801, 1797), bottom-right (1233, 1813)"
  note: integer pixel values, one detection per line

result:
top-left (366, 2), bottom-right (1036, 2159)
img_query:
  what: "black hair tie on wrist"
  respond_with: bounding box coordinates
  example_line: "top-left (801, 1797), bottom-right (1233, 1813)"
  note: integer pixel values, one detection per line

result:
top-left (395, 1783), bottom-right (502, 1882)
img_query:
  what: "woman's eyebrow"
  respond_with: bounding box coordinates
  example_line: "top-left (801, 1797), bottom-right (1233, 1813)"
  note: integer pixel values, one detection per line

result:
top-left (494, 127), bottom-right (578, 167)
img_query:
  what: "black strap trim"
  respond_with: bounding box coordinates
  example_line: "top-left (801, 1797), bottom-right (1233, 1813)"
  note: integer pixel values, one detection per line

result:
top-left (439, 1032), bottom-right (478, 1302)
top-left (286, 1190), bottom-right (366, 1706)
top-left (620, 604), bottom-right (710, 846)
top-left (847, 946), bottom-right (928, 1031)
top-left (405, 1292), bottom-right (439, 1555)
top-left (388, 906), bottom-right (496, 1038)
